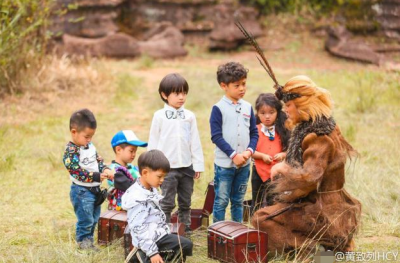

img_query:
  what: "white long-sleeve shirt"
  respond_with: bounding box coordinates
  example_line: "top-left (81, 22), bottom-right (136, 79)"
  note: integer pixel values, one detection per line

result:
top-left (148, 104), bottom-right (204, 172)
top-left (121, 180), bottom-right (170, 257)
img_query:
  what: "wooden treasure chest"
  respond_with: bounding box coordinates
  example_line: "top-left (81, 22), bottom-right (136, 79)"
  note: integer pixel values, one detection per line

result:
top-left (98, 210), bottom-right (127, 245)
top-left (171, 182), bottom-right (215, 230)
top-left (207, 221), bottom-right (268, 263)
top-left (124, 223), bottom-right (186, 259)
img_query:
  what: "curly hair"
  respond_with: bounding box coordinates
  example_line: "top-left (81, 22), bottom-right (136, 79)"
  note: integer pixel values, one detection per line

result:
top-left (217, 62), bottom-right (248, 84)
top-left (283, 75), bottom-right (333, 123)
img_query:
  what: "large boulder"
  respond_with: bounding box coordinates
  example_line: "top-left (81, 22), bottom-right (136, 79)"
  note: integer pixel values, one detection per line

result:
top-left (51, 9), bottom-right (119, 38)
top-left (209, 5), bottom-right (263, 50)
top-left (62, 33), bottom-right (140, 57)
top-left (50, 0), bottom-right (125, 38)
top-left (374, 0), bottom-right (400, 40)
top-left (61, 0), bottom-right (125, 7)
top-left (325, 26), bottom-right (383, 65)
top-left (138, 24), bottom-right (187, 58)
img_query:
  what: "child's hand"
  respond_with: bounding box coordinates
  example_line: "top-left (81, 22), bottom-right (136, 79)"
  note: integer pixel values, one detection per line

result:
top-left (233, 154), bottom-right (246, 167)
top-left (273, 152), bottom-right (286, 162)
top-left (194, 172), bottom-right (201, 179)
top-left (100, 173), bottom-right (108, 181)
top-left (242, 150), bottom-right (252, 160)
top-left (104, 169), bottom-right (115, 180)
top-left (262, 154), bottom-right (273, 164)
top-left (150, 254), bottom-right (164, 263)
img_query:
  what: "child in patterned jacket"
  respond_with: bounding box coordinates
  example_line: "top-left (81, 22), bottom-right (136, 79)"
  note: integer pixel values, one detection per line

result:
top-left (122, 150), bottom-right (193, 263)
top-left (107, 130), bottom-right (148, 210)
top-left (63, 108), bottom-right (114, 251)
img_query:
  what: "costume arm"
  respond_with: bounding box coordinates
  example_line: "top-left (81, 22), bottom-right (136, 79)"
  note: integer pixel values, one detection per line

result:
top-left (273, 133), bottom-right (335, 202)
top-left (63, 144), bottom-right (101, 182)
top-left (190, 114), bottom-right (205, 172)
top-left (210, 105), bottom-right (236, 158)
top-left (147, 113), bottom-right (161, 150)
top-left (247, 107), bottom-right (259, 153)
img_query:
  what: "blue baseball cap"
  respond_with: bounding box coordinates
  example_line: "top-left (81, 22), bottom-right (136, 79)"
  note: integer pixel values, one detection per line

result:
top-left (111, 130), bottom-right (148, 148)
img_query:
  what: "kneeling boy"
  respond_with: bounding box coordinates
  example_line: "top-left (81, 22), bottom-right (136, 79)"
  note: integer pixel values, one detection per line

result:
top-left (122, 150), bottom-right (193, 263)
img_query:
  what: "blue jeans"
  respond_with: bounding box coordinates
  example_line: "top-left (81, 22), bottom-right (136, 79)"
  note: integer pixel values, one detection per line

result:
top-left (70, 184), bottom-right (101, 242)
top-left (213, 164), bottom-right (250, 223)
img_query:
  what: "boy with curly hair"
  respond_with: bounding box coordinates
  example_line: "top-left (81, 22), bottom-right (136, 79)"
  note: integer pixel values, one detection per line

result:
top-left (210, 62), bottom-right (259, 223)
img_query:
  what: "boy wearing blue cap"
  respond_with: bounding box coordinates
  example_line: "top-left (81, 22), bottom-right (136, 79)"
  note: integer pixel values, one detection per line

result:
top-left (108, 130), bottom-right (148, 210)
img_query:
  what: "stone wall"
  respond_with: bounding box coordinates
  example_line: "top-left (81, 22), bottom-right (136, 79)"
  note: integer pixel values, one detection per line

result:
top-left (375, 0), bottom-right (400, 41)
top-left (50, 0), bottom-right (263, 58)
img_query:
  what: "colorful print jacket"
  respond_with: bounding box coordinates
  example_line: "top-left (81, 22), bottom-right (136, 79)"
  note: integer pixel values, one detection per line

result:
top-left (63, 141), bottom-right (108, 187)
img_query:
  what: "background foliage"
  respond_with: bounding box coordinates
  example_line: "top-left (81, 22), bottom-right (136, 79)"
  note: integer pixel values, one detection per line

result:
top-left (0, 0), bottom-right (52, 95)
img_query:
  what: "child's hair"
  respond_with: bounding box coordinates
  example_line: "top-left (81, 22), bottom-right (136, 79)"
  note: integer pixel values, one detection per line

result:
top-left (217, 62), bottom-right (248, 84)
top-left (138, 150), bottom-right (170, 174)
top-left (255, 93), bottom-right (290, 150)
top-left (112, 143), bottom-right (130, 153)
top-left (69, 108), bottom-right (97, 131)
top-left (158, 73), bottom-right (189, 103)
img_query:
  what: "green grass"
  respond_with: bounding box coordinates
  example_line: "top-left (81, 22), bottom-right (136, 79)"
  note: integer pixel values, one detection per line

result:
top-left (0, 37), bottom-right (399, 262)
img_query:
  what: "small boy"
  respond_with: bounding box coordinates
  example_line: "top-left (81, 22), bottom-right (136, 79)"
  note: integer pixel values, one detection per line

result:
top-left (148, 73), bottom-right (204, 232)
top-left (122, 150), bottom-right (193, 263)
top-left (108, 130), bottom-right (148, 210)
top-left (63, 108), bottom-right (114, 250)
top-left (210, 62), bottom-right (259, 223)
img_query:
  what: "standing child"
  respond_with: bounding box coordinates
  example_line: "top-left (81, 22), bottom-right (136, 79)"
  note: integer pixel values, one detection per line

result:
top-left (63, 108), bottom-right (114, 250)
top-left (251, 93), bottom-right (290, 213)
top-left (107, 130), bottom-right (148, 210)
top-left (148, 73), bottom-right (204, 233)
top-left (122, 150), bottom-right (193, 263)
top-left (210, 62), bottom-right (259, 223)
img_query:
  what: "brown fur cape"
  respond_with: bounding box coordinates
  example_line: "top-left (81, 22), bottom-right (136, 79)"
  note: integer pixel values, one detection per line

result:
top-left (251, 116), bottom-right (361, 257)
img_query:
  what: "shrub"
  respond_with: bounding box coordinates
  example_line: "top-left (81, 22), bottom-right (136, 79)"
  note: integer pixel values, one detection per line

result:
top-left (0, 0), bottom-right (52, 95)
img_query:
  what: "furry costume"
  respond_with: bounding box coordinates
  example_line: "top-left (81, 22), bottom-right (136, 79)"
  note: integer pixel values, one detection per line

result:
top-left (234, 22), bottom-right (361, 257)
top-left (252, 112), bottom-right (361, 257)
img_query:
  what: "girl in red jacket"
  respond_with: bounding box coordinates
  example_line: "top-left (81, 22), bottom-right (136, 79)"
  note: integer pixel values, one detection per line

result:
top-left (251, 93), bottom-right (290, 213)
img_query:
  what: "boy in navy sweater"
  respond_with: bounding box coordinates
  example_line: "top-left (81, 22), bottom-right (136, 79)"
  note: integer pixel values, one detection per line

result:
top-left (209, 62), bottom-right (259, 223)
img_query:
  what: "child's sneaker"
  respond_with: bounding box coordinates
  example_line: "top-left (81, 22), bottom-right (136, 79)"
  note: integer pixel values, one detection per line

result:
top-left (78, 239), bottom-right (100, 252)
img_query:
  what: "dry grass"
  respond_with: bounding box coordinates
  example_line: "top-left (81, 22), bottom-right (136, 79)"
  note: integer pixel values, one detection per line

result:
top-left (0, 29), bottom-right (399, 262)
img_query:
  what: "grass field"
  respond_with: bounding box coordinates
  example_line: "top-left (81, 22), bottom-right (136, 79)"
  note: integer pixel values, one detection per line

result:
top-left (0, 29), bottom-right (399, 262)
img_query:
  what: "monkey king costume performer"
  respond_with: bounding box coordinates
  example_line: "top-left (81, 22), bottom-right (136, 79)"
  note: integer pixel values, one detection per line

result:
top-left (236, 21), bottom-right (361, 258)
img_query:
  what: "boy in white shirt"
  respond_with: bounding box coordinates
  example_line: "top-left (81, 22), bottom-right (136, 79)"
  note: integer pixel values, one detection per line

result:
top-left (122, 150), bottom-right (193, 263)
top-left (148, 73), bottom-right (204, 233)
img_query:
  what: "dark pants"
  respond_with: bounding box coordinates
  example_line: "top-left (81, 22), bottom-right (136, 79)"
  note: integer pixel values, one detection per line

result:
top-left (135, 234), bottom-right (193, 263)
top-left (160, 167), bottom-right (194, 228)
top-left (251, 165), bottom-right (273, 215)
